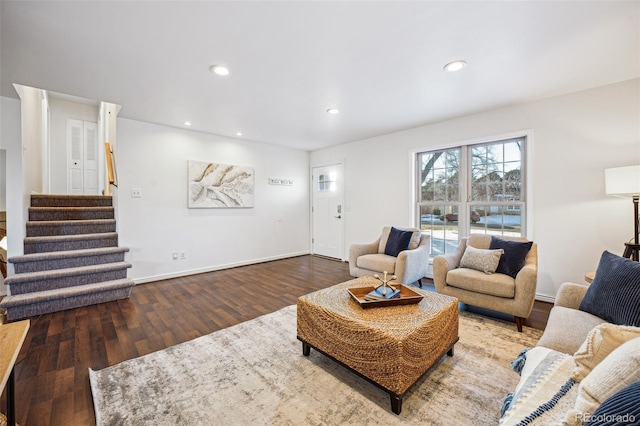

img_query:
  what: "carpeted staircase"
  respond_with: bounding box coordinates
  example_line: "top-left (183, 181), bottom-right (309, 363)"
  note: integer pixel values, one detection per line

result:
top-left (0, 194), bottom-right (134, 321)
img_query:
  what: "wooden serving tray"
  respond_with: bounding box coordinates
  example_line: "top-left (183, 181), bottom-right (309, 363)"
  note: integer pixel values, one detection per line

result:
top-left (347, 284), bottom-right (424, 309)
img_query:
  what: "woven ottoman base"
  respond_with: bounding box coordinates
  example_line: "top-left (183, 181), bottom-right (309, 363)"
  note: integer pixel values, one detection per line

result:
top-left (297, 277), bottom-right (459, 414)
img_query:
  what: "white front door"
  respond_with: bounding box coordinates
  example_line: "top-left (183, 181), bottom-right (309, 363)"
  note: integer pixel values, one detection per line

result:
top-left (67, 119), bottom-right (98, 194)
top-left (312, 163), bottom-right (344, 259)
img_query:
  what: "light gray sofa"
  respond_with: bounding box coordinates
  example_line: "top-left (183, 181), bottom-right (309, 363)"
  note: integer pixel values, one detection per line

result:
top-left (536, 282), bottom-right (607, 354)
top-left (501, 281), bottom-right (640, 425)
top-left (348, 226), bottom-right (430, 286)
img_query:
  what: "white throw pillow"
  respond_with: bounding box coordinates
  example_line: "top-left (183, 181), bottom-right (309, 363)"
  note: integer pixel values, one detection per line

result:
top-left (567, 337), bottom-right (640, 425)
top-left (571, 323), bottom-right (640, 382)
top-left (459, 245), bottom-right (504, 274)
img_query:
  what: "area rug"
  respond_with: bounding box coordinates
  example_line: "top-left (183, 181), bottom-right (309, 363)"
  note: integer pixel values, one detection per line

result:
top-left (90, 305), bottom-right (542, 426)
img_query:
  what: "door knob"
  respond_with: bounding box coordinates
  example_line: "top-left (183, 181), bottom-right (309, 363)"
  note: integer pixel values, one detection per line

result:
top-left (334, 215), bottom-right (341, 219)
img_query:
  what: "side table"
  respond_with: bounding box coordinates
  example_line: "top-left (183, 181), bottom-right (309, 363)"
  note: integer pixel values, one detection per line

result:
top-left (584, 272), bottom-right (595, 284)
top-left (0, 320), bottom-right (29, 426)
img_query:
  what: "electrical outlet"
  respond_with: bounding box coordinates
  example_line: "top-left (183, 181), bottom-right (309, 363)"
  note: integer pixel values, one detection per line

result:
top-left (131, 188), bottom-right (142, 198)
top-left (180, 251), bottom-right (186, 260)
top-left (172, 252), bottom-right (178, 260)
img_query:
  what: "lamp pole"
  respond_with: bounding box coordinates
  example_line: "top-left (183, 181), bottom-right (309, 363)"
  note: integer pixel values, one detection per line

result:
top-left (624, 195), bottom-right (640, 261)
top-left (634, 195), bottom-right (639, 260)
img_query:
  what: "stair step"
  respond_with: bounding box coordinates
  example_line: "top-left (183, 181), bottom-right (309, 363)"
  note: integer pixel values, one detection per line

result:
top-left (31, 194), bottom-right (113, 208)
top-left (9, 247), bottom-right (130, 274)
top-left (5, 194), bottom-right (133, 319)
top-left (0, 279), bottom-right (135, 321)
top-left (5, 262), bottom-right (132, 295)
top-left (26, 219), bottom-right (116, 237)
top-left (24, 232), bottom-right (119, 254)
top-left (29, 206), bottom-right (115, 221)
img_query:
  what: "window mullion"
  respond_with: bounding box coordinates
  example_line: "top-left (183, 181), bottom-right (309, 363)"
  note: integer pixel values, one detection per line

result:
top-left (459, 145), bottom-right (469, 236)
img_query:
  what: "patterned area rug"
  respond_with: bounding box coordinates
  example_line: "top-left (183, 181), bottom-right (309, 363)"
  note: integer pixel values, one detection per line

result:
top-left (90, 304), bottom-right (542, 425)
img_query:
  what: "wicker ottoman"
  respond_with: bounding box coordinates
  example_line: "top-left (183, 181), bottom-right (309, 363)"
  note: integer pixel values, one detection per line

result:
top-left (297, 277), bottom-right (459, 414)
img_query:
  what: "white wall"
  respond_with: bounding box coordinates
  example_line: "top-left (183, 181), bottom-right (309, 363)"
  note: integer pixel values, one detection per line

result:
top-left (100, 102), bottom-right (120, 196)
top-left (310, 78), bottom-right (640, 300)
top-left (0, 150), bottom-right (6, 211)
top-left (0, 149), bottom-right (5, 293)
top-left (116, 119), bottom-right (310, 282)
top-left (1, 96), bottom-right (23, 295)
top-left (19, 86), bottom-right (43, 194)
top-left (48, 98), bottom-right (99, 194)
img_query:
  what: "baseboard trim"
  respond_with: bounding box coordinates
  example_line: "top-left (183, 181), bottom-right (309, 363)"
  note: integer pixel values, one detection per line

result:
top-left (535, 292), bottom-right (555, 304)
top-left (133, 251), bottom-right (311, 285)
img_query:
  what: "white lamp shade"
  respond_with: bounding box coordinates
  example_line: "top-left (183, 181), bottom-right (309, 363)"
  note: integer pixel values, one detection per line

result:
top-left (605, 165), bottom-right (640, 196)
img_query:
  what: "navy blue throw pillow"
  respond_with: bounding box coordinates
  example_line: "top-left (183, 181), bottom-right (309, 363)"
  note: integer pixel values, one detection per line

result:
top-left (489, 237), bottom-right (533, 278)
top-left (384, 227), bottom-right (413, 257)
top-left (579, 251), bottom-right (640, 326)
top-left (585, 380), bottom-right (640, 425)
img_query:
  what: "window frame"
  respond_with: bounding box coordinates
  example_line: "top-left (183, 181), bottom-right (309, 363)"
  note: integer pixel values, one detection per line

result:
top-left (414, 132), bottom-right (531, 258)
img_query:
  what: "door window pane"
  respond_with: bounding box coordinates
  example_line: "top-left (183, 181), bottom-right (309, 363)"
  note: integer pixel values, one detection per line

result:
top-left (318, 173), bottom-right (336, 192)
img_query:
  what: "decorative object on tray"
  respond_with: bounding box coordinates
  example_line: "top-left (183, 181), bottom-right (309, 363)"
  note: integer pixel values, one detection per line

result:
top-left (364, 286), bottom-right (400, 301)
top-left (348, 284), bottom-right (423, 308)
top-left (367, 271), bottom-right (399, 300)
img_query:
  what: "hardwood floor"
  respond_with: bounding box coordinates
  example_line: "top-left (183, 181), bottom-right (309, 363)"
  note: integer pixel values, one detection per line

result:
top-left (2, 255), bottom-right (551, 425)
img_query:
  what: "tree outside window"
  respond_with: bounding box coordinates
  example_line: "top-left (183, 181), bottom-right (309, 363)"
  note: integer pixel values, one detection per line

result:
top-left (417, 137), bottom-right (526, 256)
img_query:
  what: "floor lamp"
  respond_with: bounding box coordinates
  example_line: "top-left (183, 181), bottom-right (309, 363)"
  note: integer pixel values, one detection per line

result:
top-left (605, 165), bottom-right (640, 261)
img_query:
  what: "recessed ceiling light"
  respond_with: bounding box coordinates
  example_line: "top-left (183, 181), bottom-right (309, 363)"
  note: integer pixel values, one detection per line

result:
top-left (184, 121), bottom-right (191, 126)
top-left (236, 132), bottom-right (243, 137)
top-left (326, 108), bottom-right (340, 115)
top-left (210, 65), bottom-right (230, 76)
top-left (443, 60), bottom-right (467, 72)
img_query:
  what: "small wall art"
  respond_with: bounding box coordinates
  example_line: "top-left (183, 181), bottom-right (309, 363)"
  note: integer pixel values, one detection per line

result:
top-left (188, 160), bottom-right (254, 208)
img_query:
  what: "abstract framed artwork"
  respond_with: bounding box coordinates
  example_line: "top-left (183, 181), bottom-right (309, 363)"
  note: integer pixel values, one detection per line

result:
top-left (188, 160), bottom-right (254, 208)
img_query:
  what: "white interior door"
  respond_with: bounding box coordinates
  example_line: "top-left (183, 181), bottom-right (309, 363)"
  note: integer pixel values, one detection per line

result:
top-left (67, 119), bottom-right (98, 194)
top-left (83, 121), bottom-right (98, 194)
top-left (68, 119), bottom-right (83, 194)
top-left (312, 163), bottom-right (344, 259)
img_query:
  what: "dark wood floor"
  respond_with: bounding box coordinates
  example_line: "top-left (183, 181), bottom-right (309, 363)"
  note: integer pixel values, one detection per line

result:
top-left (2, 255), bottom-right (552, 425)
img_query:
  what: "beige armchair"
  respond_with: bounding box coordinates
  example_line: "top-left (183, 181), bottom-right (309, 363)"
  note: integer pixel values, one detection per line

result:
top-left (433, 234), bottom-right (538, 332)
top-left (349, 226), bottom-right (430, 286)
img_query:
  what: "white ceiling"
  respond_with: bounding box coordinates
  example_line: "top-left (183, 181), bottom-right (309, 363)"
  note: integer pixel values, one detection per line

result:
top-left (2, 1), bottom-right (638, 151)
